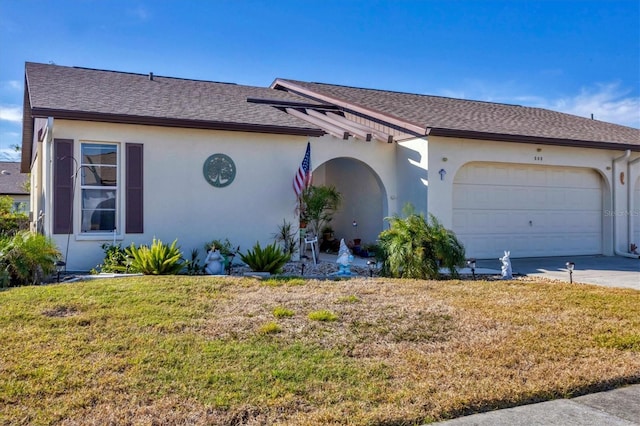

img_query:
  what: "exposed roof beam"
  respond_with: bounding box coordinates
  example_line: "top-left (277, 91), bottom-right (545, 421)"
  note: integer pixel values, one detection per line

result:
top-left (285, 108), bottom-right (350, 140)
top-left (272, 79), bottom-right (427, 136)
top-left (305, 109), bottom-right (372, 141)
top-left (246, 97), bottom-right (340, 111)
top-left (323, 111), bottom-right (395, 143)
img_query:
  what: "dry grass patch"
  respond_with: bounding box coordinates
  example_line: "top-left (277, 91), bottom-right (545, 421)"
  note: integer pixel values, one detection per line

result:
top-left (0, 276), bottom-right (638, 425)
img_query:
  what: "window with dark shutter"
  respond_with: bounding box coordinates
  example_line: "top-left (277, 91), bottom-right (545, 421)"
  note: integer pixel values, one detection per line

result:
top-left (53, 139), bottom-right (74, 234)
top-left (126, 143), bottom-right (144, 233)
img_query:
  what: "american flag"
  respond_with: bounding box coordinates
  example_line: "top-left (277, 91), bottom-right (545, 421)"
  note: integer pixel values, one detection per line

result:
top-left (293, 142), bottom-right (312, 197)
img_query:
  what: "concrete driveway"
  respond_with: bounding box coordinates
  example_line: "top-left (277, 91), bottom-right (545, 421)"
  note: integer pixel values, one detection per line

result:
top-left (475, 255), bottom-right (640, 290)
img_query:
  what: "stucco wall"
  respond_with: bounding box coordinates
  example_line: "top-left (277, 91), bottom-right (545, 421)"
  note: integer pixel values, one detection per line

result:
top-left (42, 121), bottom-right (310, 270)
top-left (395, 138), bottom-right (429, 214)
top-left (40, 122), bottom-right (397, 271)
top-left (425, 136), bottom-right (639, 256)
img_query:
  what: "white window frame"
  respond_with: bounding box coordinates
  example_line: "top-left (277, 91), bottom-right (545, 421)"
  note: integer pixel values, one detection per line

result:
top-left (77, 141), bottom-right (120, 237)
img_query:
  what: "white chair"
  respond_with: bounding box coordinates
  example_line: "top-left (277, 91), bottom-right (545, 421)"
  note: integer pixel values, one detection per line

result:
top-left (304, 236), bottom-right (318, 264)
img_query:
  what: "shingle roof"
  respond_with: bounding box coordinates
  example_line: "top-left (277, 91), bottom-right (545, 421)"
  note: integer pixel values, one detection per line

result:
top-left (274, 79), bottom-right (640, 148)
top-left (0, 162), bottom-right (28, 195)
top-left (24, 62), bottom-right (324, 134)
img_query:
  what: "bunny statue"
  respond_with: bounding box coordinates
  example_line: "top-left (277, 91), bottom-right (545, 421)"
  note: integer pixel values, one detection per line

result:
top-left (500, 251), bottom-right (512, 279)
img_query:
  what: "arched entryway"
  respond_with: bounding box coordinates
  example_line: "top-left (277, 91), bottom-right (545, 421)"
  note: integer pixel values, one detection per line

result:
top-left (313, 157), bottom-right (387, 247)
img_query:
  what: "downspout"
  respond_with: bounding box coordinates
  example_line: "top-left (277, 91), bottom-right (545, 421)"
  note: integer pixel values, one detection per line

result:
top-left (627, 155), bottom-right (640, 257)
top-left (612, 150), bottom-right (639, 258)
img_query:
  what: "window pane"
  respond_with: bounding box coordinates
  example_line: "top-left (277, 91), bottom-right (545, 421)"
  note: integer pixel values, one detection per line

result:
top-left (82, 144), bottom-right (117, 166)
top-left (81, 189), bottom-right (116, 232)
top-left (81, 165), bottom-right (117, 186)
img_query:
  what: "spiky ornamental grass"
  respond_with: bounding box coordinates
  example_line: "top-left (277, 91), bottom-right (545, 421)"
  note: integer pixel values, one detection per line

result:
top-left (240, 241), bottom-right (290, 274)
top-left (125, 238), bottom-right (184, 275)
top-left (1, 276), bottom-right (638, 425)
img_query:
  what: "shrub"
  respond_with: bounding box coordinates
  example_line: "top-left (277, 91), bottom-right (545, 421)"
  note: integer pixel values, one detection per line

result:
top-left (0, 231), bottom-right (61, 286)
top-left (240, 241), bottom-right (290, 274)
top-left (95, 243), bottom-right (132, 273)
top-left (273, 219), bottom-right (298, 256)
top-left (204, 238), bottom-right (238, 256)
top-left (125, 238), bottom-right (184, 275)
top-left (378, 205), bottom-right (466, 279)
top-left (0, 196), bottom-right (29, 237)
top-left (308, 310), bottom-right (338, 322)
top-left (184, 248), bottom-right (202, 275)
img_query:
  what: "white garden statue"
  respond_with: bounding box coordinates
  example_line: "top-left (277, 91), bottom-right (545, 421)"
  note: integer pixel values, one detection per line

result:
top-left (204, 249), bottom-right (225, 275)
top-left (334, 239), bottom-right (354, 276)
top-left (500, 250), bottom-right (512, 279)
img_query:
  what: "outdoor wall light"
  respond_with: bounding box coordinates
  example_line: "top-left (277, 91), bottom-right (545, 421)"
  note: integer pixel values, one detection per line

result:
top-left (442, 157), bottom-right (448, 162)
top-left (566, 262), bottom-right (575, 284)
top-left (352, 220), bottom-right (358, 228)
top-left (466, 258), bottom-right (476, 280)
top-left (55, 260), bottom-right (66, 283)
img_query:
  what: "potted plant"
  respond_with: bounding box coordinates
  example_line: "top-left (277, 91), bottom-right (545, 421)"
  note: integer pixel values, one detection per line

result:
top-left (299, 185), bottom-right (342, 238)
top-left (321, 225), bottom-right (334, 241)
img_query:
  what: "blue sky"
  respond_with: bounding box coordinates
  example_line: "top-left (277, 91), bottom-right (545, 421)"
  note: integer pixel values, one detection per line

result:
top-left (1, 0), bottom-right (638, 161)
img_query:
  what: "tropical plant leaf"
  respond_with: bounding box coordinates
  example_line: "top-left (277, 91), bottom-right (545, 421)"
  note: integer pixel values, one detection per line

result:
top-left (240, 241), bottom-right (290, 274)
top-left (125, 238), bottom-right (184, 275)
top-left (378, 205), bottom-right (465, 279)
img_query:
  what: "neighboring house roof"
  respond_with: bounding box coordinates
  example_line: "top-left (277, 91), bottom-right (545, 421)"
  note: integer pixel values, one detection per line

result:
top-left (272, 79), bottom-right (640, 150)
top-left (21, 62), bottom-right (325, 172)
top-left (0, 162), bottom-right (28, 196)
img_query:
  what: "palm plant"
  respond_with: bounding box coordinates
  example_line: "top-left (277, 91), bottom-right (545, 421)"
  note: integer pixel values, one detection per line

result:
top-left (378, 205), bottom-right (465, 279)
top-left (273, 219), bottom-right (298, 256)
top-left (0, 231), bottom-right (61, 286)
top-left (299, 185), bottom-right (342, 237)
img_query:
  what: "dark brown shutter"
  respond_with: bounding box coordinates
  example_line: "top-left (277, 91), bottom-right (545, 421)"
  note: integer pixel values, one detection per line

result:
top-left (53, 139), bottom-right (74, 234)
top-left (126, 143), bottom-right (144, 233)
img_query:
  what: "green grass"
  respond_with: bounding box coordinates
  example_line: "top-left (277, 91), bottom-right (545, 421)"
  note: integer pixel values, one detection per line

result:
top-left (272, 306), bottom-right (295, 318)
top-left (259, 321), bottom-right (282, 334)
top-left (336, 294), bottom-right (361, 303)
top-left (0, 276), bottom-right (639, 425)
top-left (307, 309), bottom-right (338, 322)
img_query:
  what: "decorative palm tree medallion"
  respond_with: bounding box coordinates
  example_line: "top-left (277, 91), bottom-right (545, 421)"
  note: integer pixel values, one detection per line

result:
top-left (203, 153), bottom-right (236, 187)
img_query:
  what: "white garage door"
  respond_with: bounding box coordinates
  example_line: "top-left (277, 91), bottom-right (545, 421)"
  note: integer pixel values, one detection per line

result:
top-left (453, 162), bottom-right (603, 259)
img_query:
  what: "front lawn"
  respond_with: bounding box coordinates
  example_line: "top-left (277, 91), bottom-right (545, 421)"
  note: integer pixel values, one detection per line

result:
top-left (1, 276), bottom-right (638, 425)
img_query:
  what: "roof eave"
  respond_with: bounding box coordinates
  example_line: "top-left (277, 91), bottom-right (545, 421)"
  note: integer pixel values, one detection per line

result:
top-left (29, 108), bottom-right (326, 138)
top-left (427, 128), bottom-right (640, 152)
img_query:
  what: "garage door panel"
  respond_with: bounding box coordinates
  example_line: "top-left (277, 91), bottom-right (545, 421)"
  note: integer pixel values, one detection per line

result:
top-left (453, 163), bottom-right (602, 258)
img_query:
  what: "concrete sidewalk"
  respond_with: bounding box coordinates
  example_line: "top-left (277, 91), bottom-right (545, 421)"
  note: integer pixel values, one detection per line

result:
top-left (433, 383), bottom-right (640, 425)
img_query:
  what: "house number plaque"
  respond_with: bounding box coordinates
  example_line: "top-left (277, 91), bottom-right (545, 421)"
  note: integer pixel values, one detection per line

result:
top-left (203, 154), bottom-right (236, 187)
